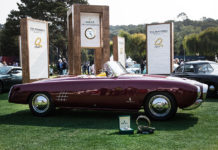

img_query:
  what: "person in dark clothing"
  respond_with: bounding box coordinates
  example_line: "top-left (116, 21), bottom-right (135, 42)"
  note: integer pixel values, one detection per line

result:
top-left (82, 64), bottom-right (87, 74)
top-left (57, 59), bottom-right (63, 75)
top-left (62, 58), bottom-right (68, 75)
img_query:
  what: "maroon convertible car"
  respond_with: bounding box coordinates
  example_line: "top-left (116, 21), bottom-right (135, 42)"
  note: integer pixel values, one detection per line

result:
top-left (9, 61), bottom-right (208, 120)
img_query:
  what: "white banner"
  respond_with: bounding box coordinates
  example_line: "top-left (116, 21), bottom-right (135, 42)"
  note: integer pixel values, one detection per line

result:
top-left (19, 36), bottom-right (22, 67)
top-left (147, 23), bottom-right (172, 74)
top-left (27, 19), bottom-right (49, 79)
top-left (118, 37), bottom-right (126, 67)
top-left (80, 13), bottom-right (100, 48)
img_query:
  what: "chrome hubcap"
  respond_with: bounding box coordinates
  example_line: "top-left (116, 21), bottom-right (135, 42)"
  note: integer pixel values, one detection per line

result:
top-left (32, 94), bottom-right (49, 113)
top-left (149, 95), bottom-right (171, 117)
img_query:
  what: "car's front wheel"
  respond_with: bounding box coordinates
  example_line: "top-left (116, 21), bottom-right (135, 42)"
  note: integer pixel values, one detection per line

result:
top-left (144, 92), bottom-right (177, 121)
top-left (29, 93), bottom-right (55, 116)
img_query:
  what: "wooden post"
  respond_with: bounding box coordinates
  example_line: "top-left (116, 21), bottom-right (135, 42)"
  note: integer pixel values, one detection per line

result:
top-left (113, 36), bottom-right (118, 61)
top-left (20, 18), bottom-right (30, 83)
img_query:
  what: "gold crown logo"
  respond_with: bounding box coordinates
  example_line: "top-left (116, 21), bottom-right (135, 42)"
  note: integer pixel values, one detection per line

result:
top-left (35, 37), bottom-right (42, 48)
top-left (154, 38), bottom-right (163, 47)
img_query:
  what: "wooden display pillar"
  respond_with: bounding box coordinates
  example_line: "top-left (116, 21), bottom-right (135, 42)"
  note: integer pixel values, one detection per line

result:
top-left (113, 36), bottom-right (118, 61)
top-left (20, 17), bottom-right (49, 83)
top-left (67, 4), bottom-right (110, 75)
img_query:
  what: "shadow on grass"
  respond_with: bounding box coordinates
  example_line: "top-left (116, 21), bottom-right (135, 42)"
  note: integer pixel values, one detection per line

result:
top-left (205, 98), bottom-right (218, 102)
top-left (0, 108), bottom-right (198, 131)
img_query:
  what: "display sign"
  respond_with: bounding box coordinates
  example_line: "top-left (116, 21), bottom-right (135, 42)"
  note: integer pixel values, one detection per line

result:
top-left (18, 36), bottom-right (22, 67)
top-left (119, 115), bottom-right (131, 129)
top-left (20, 17), bottom-right (49, 83)
top-left (81, 13), bottom-right (100, 48)
top-left (119, 115), bottom-right (134, 134)
top-left (118, 37), bottom-right (126, 67)
top-left (27, 19), bottom-right (49, 79)
top-left (147, 23), bottom-right (173, 74)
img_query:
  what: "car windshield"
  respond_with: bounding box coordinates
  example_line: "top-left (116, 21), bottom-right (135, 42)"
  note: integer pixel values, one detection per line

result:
top-left (0, 66), bottom-right (11, 75)
top-left (105, 61), bottom-right (128, 76)
top-left (210, 63), bottom-right (218, 72)
top-left (133, 64), bottom-right (140, 68)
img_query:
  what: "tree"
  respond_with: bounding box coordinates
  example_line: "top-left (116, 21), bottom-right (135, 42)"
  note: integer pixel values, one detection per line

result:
top-left (0, 0), bottom-right (88, 61)
top-left (119, 30), bottom-right (146, 63)
top-left (183, 27), bottom-right (218, 57)
top-left (177, 12), bottom-right (188, 21)
top-left (183, 33), bottom-right (199, 55)
top-left (198, 27), bottom-right (218, 56)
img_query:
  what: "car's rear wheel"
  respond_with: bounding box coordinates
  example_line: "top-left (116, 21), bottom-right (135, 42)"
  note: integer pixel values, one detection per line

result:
top-left (144, 92), bottom-right (177, 121)
top-left (29, 93), bottom-right (55, 116)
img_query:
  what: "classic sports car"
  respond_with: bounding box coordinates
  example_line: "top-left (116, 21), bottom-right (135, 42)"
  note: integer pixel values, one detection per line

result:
top-left (172, 60), bottom-right (218, 97)
top-left (9, 61), bottom-right (208, 120)
top-left (0, 66), bottom-right (22, 93)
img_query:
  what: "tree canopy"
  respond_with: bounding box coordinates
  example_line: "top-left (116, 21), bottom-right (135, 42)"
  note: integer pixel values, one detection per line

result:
top-left (0, 0), bottom-right (88, 60)
top-left (118, 30), bottom-right (146, 63)
top-left (183, 27), bottom-right (218, 56)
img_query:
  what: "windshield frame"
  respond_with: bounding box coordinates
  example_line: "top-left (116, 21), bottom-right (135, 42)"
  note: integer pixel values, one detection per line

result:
top-left (105, 61), bottom-right (128, 77)
top-left (210, 63), bottom-right (218, 73)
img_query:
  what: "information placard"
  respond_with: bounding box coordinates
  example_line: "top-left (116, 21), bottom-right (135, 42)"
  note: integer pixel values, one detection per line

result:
top-left (27, 19), bottom-right (49, 79)
top-left (147, 23), bottom-right (173, 74)
top-left (81, 13), bottom-right (100, 48)
top-left (118, 37), bottom-right (126, 67)
top-left (119, 115), bottom-right (131, 129)
top-left (18, 36), bottom-right (22, 67)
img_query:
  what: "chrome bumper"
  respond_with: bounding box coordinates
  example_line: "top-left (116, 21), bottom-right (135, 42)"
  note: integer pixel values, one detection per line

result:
top-left (183, 99), bottom-right (203, 110)
top-left (183, 84), bottom-right (208, 110)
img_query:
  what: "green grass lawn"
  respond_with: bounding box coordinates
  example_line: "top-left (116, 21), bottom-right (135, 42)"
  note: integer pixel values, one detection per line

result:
top-left (0, 93), bottom-right (218, 150)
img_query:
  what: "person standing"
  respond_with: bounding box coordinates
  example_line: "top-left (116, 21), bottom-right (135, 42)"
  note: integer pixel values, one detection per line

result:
top-left (62, 58), bottom-right (68, 75)
top-left (57, 59), bottom-right (63, 75)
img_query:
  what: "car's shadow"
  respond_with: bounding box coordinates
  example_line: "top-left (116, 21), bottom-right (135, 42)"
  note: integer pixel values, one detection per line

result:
top-left (0, 109), bottom-right (198, 131)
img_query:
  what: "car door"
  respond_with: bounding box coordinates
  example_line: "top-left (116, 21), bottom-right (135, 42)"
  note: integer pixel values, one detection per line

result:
top-left (8, 69), bottom-right (22, 86)
top-left (182, 64), bottom-right (197, 79)
top-left (87, 78), bottom-right (139, 109)
top-left (59, 77), bottom-right (139, 109)
top-left (192, 63), bottom-right (214, 83)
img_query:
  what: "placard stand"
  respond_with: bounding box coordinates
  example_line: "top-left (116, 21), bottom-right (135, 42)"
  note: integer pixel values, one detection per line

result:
top-left (113, 36), bottom-right (126, 67)
top-left (67, 4), bottom-right (110, 75)
top-left (20, 17), bottom-right (49, 83)
top-left (146, 22), bottom-right (174, 75)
